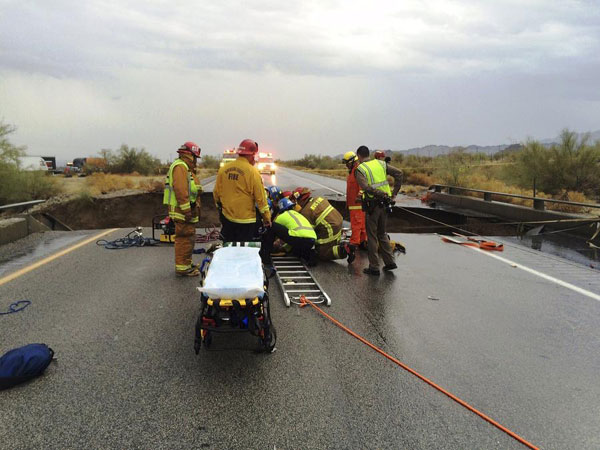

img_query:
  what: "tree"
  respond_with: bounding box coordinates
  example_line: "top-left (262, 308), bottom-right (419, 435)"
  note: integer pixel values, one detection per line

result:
top-left (0, 121), bottom-right (25, 165)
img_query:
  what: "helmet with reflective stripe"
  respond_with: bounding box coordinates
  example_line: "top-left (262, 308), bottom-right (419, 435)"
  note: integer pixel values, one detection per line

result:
top-left (373, 150), bottom-right (385, 160)
top-left (292, 186), bottom-right (311, 205)
top-left (177, 141), bottom-right (201, 158)
top-left (237, 139), bottom-right (258, 155)
top-left (278, 198), bottom-right (294, 212)
top-left (266, 185), bottom-right (283, 203)
top-left (342, 151), bottom-right (357, 165)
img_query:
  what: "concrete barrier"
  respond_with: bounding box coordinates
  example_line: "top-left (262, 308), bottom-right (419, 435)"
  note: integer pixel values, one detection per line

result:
top-left (429, 192), bottom-right (596, 237)
top-left (0, 218), bottom-right (29, 245)
top-left (0, 215), bottom-right (52, 246)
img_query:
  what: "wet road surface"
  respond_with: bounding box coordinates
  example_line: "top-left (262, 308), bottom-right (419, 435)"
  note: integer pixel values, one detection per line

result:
top-left (1, 169), bottom-right (599, 448)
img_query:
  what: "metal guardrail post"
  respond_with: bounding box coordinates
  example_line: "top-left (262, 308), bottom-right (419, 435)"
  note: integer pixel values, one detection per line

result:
top-left (533, 198), bottom-right (545, 210)
top-left (448, 187), bottom-right (459, 195)
top-left (483, 192), bottom-right (492, 202)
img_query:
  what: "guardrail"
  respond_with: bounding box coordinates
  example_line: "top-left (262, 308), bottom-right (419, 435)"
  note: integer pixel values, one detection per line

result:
top-left (428, 184), bottom-right (600, 212)
top-left (0, 200), bottom-right (46, 211)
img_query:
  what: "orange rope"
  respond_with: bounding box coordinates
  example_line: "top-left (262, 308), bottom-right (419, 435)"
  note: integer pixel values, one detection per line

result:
top-left (299, 295), bottom-right (539, 450)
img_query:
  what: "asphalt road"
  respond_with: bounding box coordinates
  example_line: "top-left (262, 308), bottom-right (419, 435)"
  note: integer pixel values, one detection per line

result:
top-left (1, 169), bottom-right (599, 449)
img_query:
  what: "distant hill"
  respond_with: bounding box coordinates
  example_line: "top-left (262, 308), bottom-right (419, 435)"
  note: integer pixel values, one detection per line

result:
top-left (382, 129), bottom-right (600, 158)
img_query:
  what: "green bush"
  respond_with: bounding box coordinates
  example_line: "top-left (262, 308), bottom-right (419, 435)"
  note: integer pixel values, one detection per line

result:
top-left (512, 130), bottom-right (600, 197)
top-left (98, 145), bottom-right (162, 175)
top-left (0, 120), bottom-right (63, 204)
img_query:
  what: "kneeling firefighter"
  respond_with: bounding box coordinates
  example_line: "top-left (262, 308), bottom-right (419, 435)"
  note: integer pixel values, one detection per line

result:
top-left (260, 198), bottom-right (317, 271)
top-left (163, 141), bottom-right (202, 277)
top-left (292, 187), bottom-right (355, 263)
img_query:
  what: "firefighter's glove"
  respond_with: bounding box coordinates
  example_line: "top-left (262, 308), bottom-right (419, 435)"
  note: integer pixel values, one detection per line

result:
top-left (184, 211), bottom-right (193, 222)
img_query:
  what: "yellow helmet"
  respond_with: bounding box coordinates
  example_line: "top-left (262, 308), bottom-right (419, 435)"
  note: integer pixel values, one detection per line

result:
top-left (342, 151), bottom-right (357, 164)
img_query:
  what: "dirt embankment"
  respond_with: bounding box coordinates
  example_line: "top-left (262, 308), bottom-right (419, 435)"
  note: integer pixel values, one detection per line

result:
top-left (34, 192), bottom-right (221, 230)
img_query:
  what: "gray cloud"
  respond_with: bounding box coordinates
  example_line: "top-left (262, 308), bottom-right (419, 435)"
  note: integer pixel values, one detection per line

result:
top-left (0, 0), bottom-right (599, 160)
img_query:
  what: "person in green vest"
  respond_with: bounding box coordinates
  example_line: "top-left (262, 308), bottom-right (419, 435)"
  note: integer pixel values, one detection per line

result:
top-left (354, 145), bottom-right (403, 275)
top-left (163, 142), bottom-right (202, 277)
top-left (259, 197), bottom-right (317, 275)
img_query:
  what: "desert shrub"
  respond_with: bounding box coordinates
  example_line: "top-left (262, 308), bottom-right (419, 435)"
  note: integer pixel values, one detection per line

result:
top-left (0, 120), bottom-right (63, 204)
top-left (86, 173), bottom-right (135, 194)
top-left (99, 145), bottom-right (162, 175)
top-left (512, 130), bottom-right (600, 197)
top-left (200, 155), bottom-right (220, 169)
top-left (405, 172), bottom-right (435, 187)
top-left (286, 154), bottom-right (340, 170)
top-left (138, 178), bottom-right (165, 192)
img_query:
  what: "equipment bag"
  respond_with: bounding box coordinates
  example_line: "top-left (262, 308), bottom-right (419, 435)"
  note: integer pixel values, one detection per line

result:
top-left (0, 343), bottom-right (54, 390)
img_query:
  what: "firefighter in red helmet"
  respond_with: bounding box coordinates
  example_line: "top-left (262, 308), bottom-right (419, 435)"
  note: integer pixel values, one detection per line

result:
top-left (163, 141), bottom-right (202, 276)
top-left (213, 139), bottom-right (271, 242)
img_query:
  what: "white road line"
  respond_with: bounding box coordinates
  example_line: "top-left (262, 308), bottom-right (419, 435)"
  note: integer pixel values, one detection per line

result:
top-left (472, 247), bottom-right (600, 302)
top-left (281, 168), bottom-right (345, 196)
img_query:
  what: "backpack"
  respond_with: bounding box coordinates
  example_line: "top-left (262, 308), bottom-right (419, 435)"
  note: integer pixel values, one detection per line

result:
top-left (0, 343), bottom-right (54, 390)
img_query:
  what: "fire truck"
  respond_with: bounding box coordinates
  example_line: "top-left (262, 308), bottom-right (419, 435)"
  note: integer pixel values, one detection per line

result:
top-left (257, 152), bottom-right (276, 175)
top-left (219, 149), bottom-right (237, 168)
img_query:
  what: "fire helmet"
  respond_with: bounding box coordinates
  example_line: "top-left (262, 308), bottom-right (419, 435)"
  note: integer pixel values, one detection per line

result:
top-left (342, 151), bottom-right (357, 165)
top-left (281, 190), bottom-right (292, 200)
top-left (373, 150), bottom-right (386, 160)
top-left (177, 141), bottom-right (201, 158)
top-left (292, 187), bottom-right (311, 205)
top-left (278, 198), bottom-right (295, 212)
top-left (266, 185), bottom-right (283, 203)
top-left (237, 139), bottom-right (258, 156)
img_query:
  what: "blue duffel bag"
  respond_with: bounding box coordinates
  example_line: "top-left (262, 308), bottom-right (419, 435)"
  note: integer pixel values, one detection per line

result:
top-left (0, 343), bottom-right (54, 390)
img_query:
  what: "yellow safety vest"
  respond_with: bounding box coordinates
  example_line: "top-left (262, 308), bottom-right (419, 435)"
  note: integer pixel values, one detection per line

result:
top-left (163, 159), bottom-right (199, 222)
top-left (356, 159), bottom-right (391, 199)
top-left (275, 210), bottom-right (316, 239)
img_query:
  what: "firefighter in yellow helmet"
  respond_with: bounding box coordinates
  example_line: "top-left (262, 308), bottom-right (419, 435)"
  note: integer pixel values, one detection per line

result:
top-left (292, 187), bottom-right (355, 264)
top-left (342, 151), bottom-right (367, 250)
top-left (163, 142), bottom-right (202, 277)
top-left (213, 139), bottom-right (271, 242)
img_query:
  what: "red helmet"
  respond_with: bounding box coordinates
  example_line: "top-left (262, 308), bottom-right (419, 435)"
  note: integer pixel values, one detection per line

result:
top-left (281, 190), bottom-right (293, 200)
top-left (177, 141), bottom-right (201, 158)
top-left (292, 186), bottom-right (311, 205)
top-left (373, 150), bottom-right (385, 160)
top-left (237, 139), bottom-right (258, 155)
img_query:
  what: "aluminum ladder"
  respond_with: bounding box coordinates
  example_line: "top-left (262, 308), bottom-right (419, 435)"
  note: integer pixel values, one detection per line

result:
top-left (271, 256), bottom-right (332, 307)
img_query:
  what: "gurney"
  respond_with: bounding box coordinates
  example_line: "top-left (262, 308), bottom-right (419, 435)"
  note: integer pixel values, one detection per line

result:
top-left (194, 245), bottom-right (276, 353)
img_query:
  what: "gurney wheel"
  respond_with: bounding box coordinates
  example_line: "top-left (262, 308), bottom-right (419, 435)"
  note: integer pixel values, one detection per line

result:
top-left (202, 330), bottom-right (213, 348)
top-left (261, 324), bottom-right (277, 353)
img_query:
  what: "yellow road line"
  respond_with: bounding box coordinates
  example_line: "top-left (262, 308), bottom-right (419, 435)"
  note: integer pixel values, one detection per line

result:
top-left (0, 228), bottom-right (119, 287)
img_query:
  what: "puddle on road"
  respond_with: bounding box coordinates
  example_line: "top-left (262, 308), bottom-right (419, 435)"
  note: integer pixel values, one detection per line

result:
top-left (505, 234), bottom-right (599, 269)
top-left (0, 233), bottom-right (89, 277)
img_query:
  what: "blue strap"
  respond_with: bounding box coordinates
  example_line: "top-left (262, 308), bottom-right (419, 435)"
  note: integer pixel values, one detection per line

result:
top-left (0, 300), bottom-right (31, 315)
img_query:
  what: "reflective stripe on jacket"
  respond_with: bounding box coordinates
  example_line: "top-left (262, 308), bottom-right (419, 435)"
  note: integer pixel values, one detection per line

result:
top-left (163, 159), bottom-right (200, 223)
top-left (356, 159), bottom-right (391, 199)
top-left (299, 197), bottom-right (342, 245)
top-left (274, 210), bottom-right (316, 239)
top-left (213, 157), bottom-right (271, 224)
top-left (347, 164), bottom-right (363, 210)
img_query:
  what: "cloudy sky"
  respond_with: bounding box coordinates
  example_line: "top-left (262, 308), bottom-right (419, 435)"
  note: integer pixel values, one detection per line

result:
top-left (1, 0), bottom-right (599, 161)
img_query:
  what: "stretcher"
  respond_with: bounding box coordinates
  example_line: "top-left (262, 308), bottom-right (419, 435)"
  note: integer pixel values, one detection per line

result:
top-left (194, 245), bottom-right (276, 353)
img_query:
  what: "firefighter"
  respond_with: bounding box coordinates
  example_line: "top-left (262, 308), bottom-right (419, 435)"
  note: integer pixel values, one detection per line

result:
top-left (342, 151), bottom-right (367, 251)
top-left (260, 198), bottom-right (317, 272)
top-left (213, 139), bottom-right (271, 242)
top-left (354, 145), bottom-right (403, 275)
top-left (373, 150), bottom-right (386, 161)
top-left (163, 141), bottom-right (202, 277)
top-left (292, 187), bottom-right (355, 263)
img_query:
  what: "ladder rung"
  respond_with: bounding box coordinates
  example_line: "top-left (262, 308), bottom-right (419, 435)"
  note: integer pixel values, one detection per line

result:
top-left (286, 289), bottom-right (321, 293)
top-left (274, 265), bottom-right (304, 269)
top-left (281, 276), bottom-right (312, 279)
top-left (284, 282), bottom-right (317, 286)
